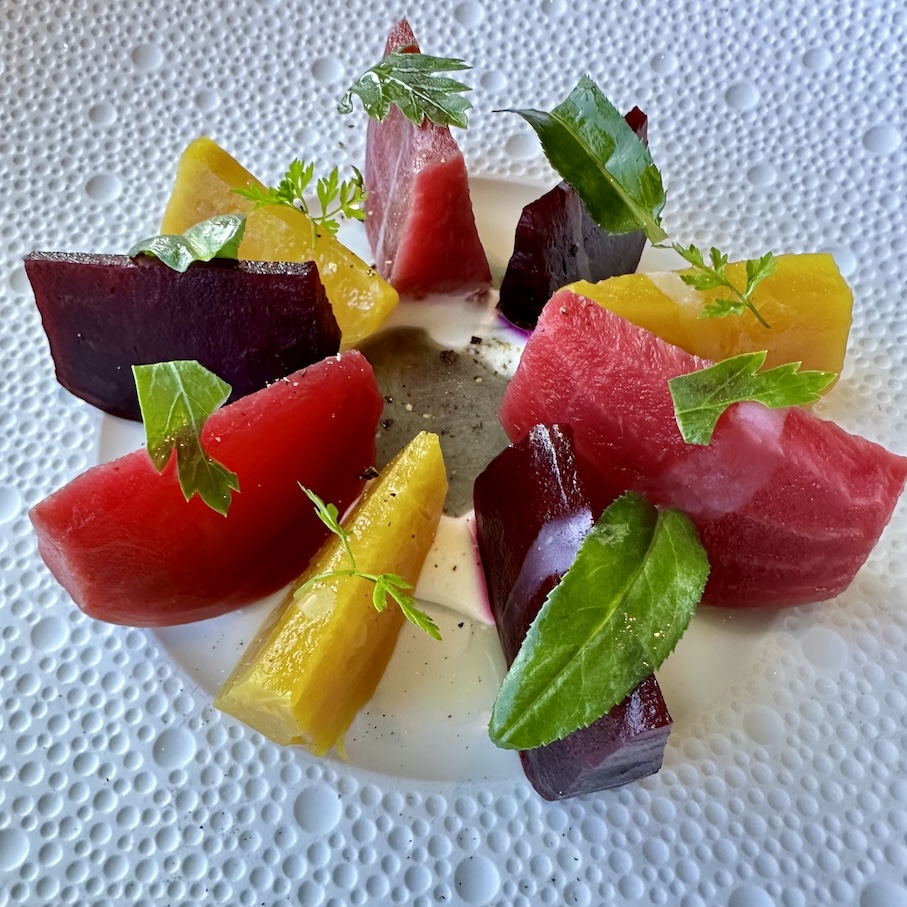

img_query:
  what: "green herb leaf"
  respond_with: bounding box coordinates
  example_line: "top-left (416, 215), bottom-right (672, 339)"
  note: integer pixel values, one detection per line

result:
top-left (489, 493), bottom-right (708, 750)
top-left (233, 160), bottom-right (366, 247)
top-left (502, 75), bottom-right (667, 242)
top-left (297, 487), bottom-right (442, 640)
top-left (338, 49), bottom-right (473, 129)
top-left (701, 297), bottom-right (747, 318)
top-left (132, 361), bottom-right (240, 515)
top-left (669, 242), bottom-right (778, 329)
top-left (669, 351), bottom-right (836, 445)
top-left (128, 214), bottom-right (246, 273)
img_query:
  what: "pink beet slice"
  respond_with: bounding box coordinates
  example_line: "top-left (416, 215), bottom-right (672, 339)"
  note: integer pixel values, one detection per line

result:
top-left (500, 290), bottom-right (907, 608)
top-left (30, 351), bottom-right (382, 627)
top-left (498, 107), bottom-right (650, 330)
top-left (24, 252), bottom-right (341, 421)
top-left (474, 423), bottom-right (671, 799)
top-left (363, 19), bottom-right (492, 297)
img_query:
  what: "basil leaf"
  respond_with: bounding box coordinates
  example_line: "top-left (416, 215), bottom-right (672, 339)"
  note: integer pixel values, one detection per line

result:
top-left (339, 50), bottom-right (473, 129)
top-left (132, 360), bottom-right (240, 516)
top-left (504, 76), bottom-right (667, 242)
top-left (128, 214), bottom-right (246, 273)
top-left (489, 493), bottom-right (708, 751)
top-left (669, 351), bottom-right (836, 445)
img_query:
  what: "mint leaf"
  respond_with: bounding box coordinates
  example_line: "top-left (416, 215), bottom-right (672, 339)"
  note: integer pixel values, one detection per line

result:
top-left (132, 361), bottom-right (239, 515)
top-left (669, 351), bottom-right (836, 445)
top-left (128, 214), bottom-right (246, 273)
top-left (489, 493), bottom-right (708, 751)
top-left (339, 50), bottom-right (473, 128)
top-left (502, 76), bottom-right (667, 242)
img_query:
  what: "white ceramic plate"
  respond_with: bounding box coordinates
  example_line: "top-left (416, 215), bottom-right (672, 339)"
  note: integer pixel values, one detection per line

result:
top-left (3, 3), bottom-right (907, 905)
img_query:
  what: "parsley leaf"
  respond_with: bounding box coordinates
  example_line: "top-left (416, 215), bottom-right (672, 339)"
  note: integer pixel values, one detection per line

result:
top-left (233, 160), bottom-right (366, 247)
top-left (669, 242), bottom-right (777, 328)
top-left (296, 486), bottom-right (442, 640)
top-left (502, 75), bottom-right (667, 242)
top-left (132, 361), bottom-right (239, 516)
top-left (128, 214), bottom-right (246, 273)
top-left (489, 493), bottom-right (708, 751)
top-left (669, 351), bottom-right (836, 445)
top-left (338, 49), bottom-right (473, 129)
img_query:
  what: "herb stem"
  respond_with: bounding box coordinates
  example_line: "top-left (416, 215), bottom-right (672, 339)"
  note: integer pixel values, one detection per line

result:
top-left (732, 287), bottom-right (771, 329)
top-left (296, 485), bottom-right (441, 639)
top-left (663, 242), bottom-right (777, 328)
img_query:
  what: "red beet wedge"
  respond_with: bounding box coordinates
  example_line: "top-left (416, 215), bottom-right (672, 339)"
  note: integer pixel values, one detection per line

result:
top-left (499, 290), bottom-right (907, 608)
top-left (30, 351), bottom-right (382, 627)
top-left (363, 18), bottom-right (492, 298)
top-left (25, 252), bottom-right (341, 421)
top-left (497, 107), bottom-right (650, 330)
top-left (474, 423), bottom-right (672, 799)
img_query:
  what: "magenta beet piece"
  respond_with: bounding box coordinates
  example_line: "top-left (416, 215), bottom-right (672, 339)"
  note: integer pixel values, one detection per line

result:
top-left (24, 252), bottom-right (341, 421)
top-left (497, 107), bottom-right (650, 331)
top-left (474, 423), bottom-right (672, 800)
top-left (363, 19), bottom-right (492, 298)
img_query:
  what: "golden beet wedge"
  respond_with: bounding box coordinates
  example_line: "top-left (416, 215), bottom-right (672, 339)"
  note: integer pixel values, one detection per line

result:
top-left (568, 253), bottom-right (852, 381)
top-left (214, 431), bottom-right (447, 753)
top-left (161, 137), bottom-right (399, 349)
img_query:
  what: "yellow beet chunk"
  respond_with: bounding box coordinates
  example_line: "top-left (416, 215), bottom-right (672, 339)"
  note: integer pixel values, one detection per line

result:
top-left (214, 431), bottom-right (447, 753)
top-left (569, 253), bottom-right (852, 380)
top-left (161, 137), bottom-right (399, 349)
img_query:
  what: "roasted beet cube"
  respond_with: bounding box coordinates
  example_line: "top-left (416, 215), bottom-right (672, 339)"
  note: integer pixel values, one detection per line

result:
top-left (25, 252), bottom-right (341, 421)
top-left (474, 423), bottom-right (672, 799)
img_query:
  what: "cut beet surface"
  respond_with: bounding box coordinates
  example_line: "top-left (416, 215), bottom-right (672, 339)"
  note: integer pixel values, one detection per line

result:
top-left (25, 252), bottom-right (341, 421)
top-left (497, 107), bottom-right (650, 331)
top-left (363, 19), bottom-right (492, 298)
top-left (474, 423), bottom-right (672, 800)
top-left (29, 351), bottom-right (383, 627)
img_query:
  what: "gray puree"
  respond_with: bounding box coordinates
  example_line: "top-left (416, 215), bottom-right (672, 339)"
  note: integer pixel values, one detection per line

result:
top-left (358, 327), bottom-right (511, 516)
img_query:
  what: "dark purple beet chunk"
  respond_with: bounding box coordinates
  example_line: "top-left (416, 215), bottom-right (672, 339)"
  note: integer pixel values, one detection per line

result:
top-left (475, 423), bottom-right (602, 661)
top-left (474, 423), bottom-right (672, 800)
top-left (519, 676), bottom-right (671, 800)
top-left (24, 252), bottom-right (341, 421)
top-left (497, 108), bottom-right (650, 331)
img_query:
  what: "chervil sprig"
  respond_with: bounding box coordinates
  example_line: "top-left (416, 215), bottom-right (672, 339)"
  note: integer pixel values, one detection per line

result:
top-left (233, 160), bottom-right (367, 248)
top-left (338, 49), bottom-right (473, 129)
top-left (669, 242), bottom-right (777, 329)
top-left (295, 486), bottom-right (442, 640)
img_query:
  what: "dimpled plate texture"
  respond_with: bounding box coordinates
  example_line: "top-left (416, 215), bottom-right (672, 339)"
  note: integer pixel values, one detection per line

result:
top-left (2, 1), bottom-right (907, 905)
